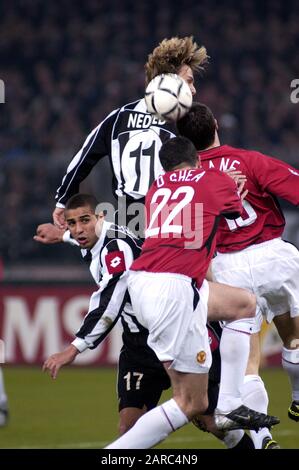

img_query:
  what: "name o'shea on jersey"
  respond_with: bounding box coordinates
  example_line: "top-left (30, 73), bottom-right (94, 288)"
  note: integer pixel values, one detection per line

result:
top-left (133, 168), bottom-right (241, 288)
top-left (146, 169), bottom-right (207, 250)
top-left (156, 169), bottom-right (206, 186)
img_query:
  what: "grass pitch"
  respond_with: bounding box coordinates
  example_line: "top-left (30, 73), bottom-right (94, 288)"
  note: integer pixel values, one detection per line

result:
top-left (0, 366), bottom-right (298, 449)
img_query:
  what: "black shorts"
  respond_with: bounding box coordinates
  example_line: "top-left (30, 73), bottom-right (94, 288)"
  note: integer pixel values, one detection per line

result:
top-left (117, 322), bottom-right (221, 413)
top-left (117, 347), bottom-right (171, 412)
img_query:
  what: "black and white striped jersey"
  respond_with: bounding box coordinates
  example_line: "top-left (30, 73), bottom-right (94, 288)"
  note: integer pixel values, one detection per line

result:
top-left (69, 221), bottom-right (146, 353)
top-left (55, 99), bottom-right (176, 207)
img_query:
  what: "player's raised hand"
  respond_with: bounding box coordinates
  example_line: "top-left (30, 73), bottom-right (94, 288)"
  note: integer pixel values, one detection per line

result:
top-left (34, 223), bottom-right (65, 244)
top-left (225, 169), bottom-right (247, 184)
top-left (53, 207), bottom-right (66, 229)
top-left (238, 180), bottom-right (249, 201)
top-left (225, 170), bottom-right (248, 200)
top-left (43, 346), bottom-right (79, 379)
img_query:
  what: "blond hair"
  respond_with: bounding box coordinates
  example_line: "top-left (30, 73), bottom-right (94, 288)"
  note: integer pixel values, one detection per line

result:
top-left (145, 36), bottom-right (208, 84)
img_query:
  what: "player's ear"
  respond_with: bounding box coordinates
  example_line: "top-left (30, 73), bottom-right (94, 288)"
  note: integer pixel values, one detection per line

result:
top-left (95, 211), bottom-right (105, 220)
top-left (95, 211), bottom-right (105, 237)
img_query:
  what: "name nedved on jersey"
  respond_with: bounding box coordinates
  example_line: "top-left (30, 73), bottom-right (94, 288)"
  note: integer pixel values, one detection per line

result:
top-left (127, 112), bottom-right (165, 129)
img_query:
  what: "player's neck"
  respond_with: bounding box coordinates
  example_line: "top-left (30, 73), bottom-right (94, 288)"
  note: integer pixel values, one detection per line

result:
top-left (172, 164), bottom-right (197, 171)
top-left (205, 132), bottom-right (221, 150)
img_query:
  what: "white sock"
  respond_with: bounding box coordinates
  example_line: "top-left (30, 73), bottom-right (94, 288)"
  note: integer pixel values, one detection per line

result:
top-left (223, 429), bottom-right (245, 448)
top-left (241, 374), bottom-right (271, 449)
top-left (282, 347), bottom-right (299, 402)
top-left (105, 399), bottom-right (189, 449)
top-left (0, 368), bottom-right (7, 406)
top-left (217, 327), bottom-right (250, 412)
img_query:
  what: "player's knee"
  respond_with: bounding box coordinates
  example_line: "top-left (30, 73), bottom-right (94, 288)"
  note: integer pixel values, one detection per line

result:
top-left (118, 409), bottom-right (145, 435)
top-left (118, 420), bottom-right (133, 435)
top-left (239, 290), bottom-right (256, 319)
top-left (118, 416), bottom-right (141, 435)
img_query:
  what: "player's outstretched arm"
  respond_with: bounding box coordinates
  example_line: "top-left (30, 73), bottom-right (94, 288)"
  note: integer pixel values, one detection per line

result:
top-left (43, 345), bottom-right (79, 379)
top-left (34, 223), bottom-right (65, 244)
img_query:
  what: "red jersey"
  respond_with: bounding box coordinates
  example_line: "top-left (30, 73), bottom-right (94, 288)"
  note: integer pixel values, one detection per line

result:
top-left (131, 168), bottom-right (242, 287)
top-left (199, 145), bottom-right (299, 253)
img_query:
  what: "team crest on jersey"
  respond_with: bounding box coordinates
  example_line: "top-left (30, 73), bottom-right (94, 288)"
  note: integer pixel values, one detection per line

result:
top-left (196, 351), bottom-right (206, 364)
top-left (105, 251), bottom-right (126, 274)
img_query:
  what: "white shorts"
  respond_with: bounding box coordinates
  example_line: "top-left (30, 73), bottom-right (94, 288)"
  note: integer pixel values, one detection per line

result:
top-left (212, 238), bottom-right (299, 328)
top-left (127, 271), bottom-right (212, 374)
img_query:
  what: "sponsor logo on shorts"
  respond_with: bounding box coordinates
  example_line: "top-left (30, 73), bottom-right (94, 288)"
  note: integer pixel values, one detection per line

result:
top-left (196, 350), bottom-right (206, 363)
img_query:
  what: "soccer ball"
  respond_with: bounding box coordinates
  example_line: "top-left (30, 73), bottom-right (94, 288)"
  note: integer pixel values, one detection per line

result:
top-left (145, 73), bottom-right (193, 122)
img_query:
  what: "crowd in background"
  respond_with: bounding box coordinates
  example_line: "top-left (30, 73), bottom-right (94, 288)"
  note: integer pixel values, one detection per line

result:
top-left (1, 0), bottom-right (299, 264)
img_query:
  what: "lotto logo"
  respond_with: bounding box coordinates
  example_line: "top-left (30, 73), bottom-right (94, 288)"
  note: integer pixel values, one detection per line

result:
top-left (106, 251), bottom-right (126, 274)
top-left (110, 256), bottom-right (121, 268)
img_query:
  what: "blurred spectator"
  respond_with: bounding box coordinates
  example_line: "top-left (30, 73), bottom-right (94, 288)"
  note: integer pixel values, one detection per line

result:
top-left (1, 0), bottom-right (299, 263)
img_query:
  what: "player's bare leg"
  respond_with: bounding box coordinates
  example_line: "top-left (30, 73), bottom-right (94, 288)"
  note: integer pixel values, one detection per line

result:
top-left (274, 313), bottom-right (299, 422)
top-left (167, 365), bottom-right (209, 419)
top-left (105, 367), bottom-right (209, 449)
top-left (207, 281), bottom-right (256, 324)
top-left (118, 406), bottom-right (146, 435)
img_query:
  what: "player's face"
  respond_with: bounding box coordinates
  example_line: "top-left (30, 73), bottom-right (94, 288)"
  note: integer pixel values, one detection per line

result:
top-left (179, 65), bottom-right (196, 96)
top-left (65, 205), bottom-right (99, 249)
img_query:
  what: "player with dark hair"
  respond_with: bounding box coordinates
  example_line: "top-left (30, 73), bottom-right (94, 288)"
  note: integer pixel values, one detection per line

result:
top-left (39, 193), bottom-right (170, 435)
top-left (52, 36), bottom-right (207, 234)
top-left (36, 195), bottom-right (255, 448)
top-left (105, 137), bottom-right (279, 449)
top-left (64, 193), bottom-right (98, 213)
top-left (177, 102), bottom-right (299, 448)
